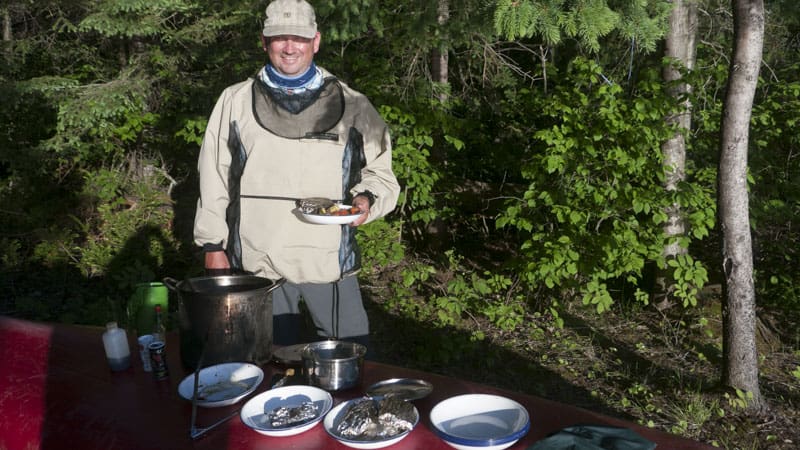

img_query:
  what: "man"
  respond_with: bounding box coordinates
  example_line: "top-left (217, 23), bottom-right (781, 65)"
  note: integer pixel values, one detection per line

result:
top-left (193, 0), bottom-right (400, 351)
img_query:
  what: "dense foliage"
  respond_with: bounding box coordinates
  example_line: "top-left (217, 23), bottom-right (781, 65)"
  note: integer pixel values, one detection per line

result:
top-left (1, 0), bottom-right (799, 444)
top-left (1, 0), bottom-right (797, 344)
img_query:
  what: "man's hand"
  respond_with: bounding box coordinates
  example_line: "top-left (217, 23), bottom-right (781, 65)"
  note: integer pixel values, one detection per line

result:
top-left (205, 250), bottom-right (231, 270)
top-left (350, 194), bottom-right (371, 227)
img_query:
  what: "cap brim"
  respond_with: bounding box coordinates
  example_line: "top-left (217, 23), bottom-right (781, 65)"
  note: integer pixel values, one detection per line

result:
top-left (262, 26), bottom-right (317, 39)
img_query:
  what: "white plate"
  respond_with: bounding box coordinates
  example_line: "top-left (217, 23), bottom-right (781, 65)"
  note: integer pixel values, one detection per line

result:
top-left (177, 362), bottom-right (264, 408)
top-left (323, 397), bottom-right (419, 449)
top-left (298, 205), bottom-right (364, 225)
top-left (429, 394), bottom-right (530, 450)
top-left (240, 385), bottom-right (333, 437)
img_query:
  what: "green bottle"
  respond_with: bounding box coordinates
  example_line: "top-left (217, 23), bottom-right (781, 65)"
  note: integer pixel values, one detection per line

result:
top-left (133, 282), bottom-right (168, 337)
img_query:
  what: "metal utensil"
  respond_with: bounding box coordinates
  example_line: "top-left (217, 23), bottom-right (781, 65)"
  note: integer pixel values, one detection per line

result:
top-left (272, 368), bottom-right (295, 388)
top-left (188, 329), bottom-right (256, 439)
top-left (189, 330), bottom-right (207, 439)
top-left (190, 408), bottom-right (242, 440)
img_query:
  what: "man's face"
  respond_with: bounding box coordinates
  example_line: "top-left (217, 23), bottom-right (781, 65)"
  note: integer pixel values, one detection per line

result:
top-left (262, 33), bottom-right (321, 77)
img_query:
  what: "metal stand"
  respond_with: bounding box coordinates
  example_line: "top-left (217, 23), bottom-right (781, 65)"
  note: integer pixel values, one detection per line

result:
top-left (190, 408), bottom-right (241, 440)
top-left (189, 330), bottom-right (242, 440)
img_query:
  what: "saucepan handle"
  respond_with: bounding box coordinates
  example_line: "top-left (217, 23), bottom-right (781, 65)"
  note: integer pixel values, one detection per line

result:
top-left (162, 277), bottom-right (179, 292)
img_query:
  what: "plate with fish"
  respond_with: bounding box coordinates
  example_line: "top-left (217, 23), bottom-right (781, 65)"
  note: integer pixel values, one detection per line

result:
top-left (240, 385), bottom-right (333, 437)
top-left (178, 362), bottom-right (264, 408)
top-left (323, 395), bottom-right (419, 449)
top-left (296, 198), bottom-right (364, 225)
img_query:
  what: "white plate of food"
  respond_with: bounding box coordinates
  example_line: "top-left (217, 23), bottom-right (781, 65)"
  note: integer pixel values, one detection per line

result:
top-left (298, 203), bottom-right (364, 225)
top-left (323, 396), bottom-right (419, 449)
top-left (240, 385), bottom-right (333, 437)
top-left (177, 362), bottom-right (264, 408)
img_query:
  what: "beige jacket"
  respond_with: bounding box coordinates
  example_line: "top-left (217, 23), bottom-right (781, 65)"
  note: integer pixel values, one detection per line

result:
top-left (193, 69), bottom-right (400, 283)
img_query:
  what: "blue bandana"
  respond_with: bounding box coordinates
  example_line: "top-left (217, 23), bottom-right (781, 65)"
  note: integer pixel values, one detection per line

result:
top-left (265, 63), bottom-right (318, 89)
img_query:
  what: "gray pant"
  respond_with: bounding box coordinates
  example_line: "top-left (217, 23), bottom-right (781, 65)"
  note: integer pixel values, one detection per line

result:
top-left (271, 275), bottom-right (369, 346)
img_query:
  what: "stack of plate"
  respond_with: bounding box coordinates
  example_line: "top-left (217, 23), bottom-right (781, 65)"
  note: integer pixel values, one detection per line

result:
top-left (429, 394), bottom-right (530, 450)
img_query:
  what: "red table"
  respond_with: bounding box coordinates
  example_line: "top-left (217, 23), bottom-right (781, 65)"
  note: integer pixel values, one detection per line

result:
top-left (0, 316), bottom-right (714, 449)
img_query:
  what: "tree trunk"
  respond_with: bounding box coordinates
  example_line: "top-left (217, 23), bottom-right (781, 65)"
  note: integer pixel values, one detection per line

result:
top-left (718, 0), bottom-right (765, 412)
top-left (431, 0), bottom-right (449, 103)
top-left (655, 0), bottom-right (698, 309)
top-left (2, 7), bottom-right (11, 42)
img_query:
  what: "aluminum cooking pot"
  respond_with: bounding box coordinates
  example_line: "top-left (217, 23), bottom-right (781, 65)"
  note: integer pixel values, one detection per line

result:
top-left (301, 340), bottom-right (366, 391)
top-left (163, 275), bottom-right (283, 371)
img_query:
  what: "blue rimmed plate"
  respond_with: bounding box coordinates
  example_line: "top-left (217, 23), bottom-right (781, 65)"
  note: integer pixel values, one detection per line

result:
top-left (323, 397), bottom-right (419, 449)
top-left (429, 394), bottom-right (530, 450)
top-left (177, 362), bottom-right (264, 408)
top-left (240, 385), bottom-right (333, 437)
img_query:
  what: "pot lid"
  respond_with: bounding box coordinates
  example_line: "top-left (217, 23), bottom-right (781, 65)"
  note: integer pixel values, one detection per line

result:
top-left (366, 378), bottom-right (433, 401)
top-left (272, 343), bottom-right (307, 365)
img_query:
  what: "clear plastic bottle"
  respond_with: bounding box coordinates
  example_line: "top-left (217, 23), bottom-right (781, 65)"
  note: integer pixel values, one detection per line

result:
top-left (102, 322), bottom-right (131, 371)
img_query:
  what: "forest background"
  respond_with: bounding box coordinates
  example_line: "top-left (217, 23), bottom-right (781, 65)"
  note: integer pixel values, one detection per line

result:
top-left (1, 0), bottom-right (798, 448)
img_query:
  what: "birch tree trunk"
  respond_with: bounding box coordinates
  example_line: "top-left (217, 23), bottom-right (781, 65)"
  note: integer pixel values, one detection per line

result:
top-left (655, 0), bottom-right (698, 309)
top-left (431, 0), bottom-right (450, 103)
top-left (2, 7), bottom-right (11, 42)
top-left (718, 0), bottom-right (765, 412)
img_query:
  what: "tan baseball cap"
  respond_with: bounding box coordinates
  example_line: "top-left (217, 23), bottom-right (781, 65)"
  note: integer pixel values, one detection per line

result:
top-left (262, 0), bottom-right (318, 39)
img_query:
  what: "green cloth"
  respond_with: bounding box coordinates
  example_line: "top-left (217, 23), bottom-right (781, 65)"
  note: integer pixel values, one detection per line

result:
top-left (527, 425), bottom-right (656, 450)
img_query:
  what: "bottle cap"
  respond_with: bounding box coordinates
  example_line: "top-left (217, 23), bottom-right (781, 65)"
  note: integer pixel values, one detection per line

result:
top-left (106, 322), bottom-right (118, 331)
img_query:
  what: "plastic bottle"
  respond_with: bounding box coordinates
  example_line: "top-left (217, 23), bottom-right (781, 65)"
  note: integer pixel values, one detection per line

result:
top-left (102, 322), bottom-right (131, 371)
top-left (152, 304), bottom-right (166, 344)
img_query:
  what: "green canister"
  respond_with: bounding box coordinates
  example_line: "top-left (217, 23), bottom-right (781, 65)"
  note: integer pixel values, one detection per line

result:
top-left (133, 282), bottom-right (168, 337)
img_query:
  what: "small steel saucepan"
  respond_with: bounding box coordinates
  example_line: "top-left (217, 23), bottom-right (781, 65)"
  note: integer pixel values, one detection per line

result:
top-left (301, 340), bottom-right (366, 391)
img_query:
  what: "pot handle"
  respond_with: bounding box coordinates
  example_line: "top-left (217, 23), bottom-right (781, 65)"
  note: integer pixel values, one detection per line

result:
top-left (162, 277), bottom-right (179, 292)
top-left (268, 278), bottom-right (286, 295)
